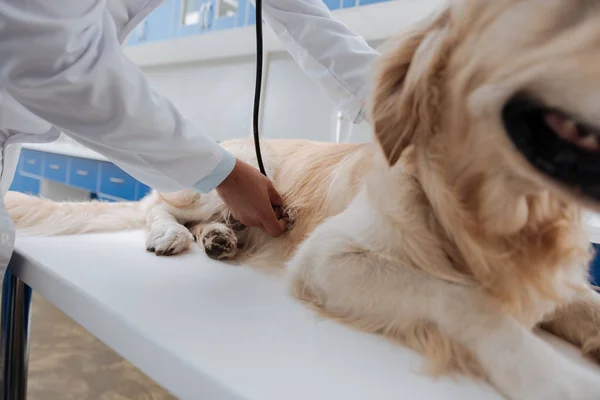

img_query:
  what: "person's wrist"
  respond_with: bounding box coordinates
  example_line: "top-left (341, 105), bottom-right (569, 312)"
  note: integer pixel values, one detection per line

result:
top-left (216, 157), bottom-right (239, 191)
top-left (193, 150), bottom-right (236, 194)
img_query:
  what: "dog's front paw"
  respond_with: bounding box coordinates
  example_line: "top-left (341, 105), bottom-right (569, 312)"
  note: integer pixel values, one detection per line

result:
top-left (145, 225), bottom-right (193, 256)
top-left (191, 223), bottom-right (238, 260)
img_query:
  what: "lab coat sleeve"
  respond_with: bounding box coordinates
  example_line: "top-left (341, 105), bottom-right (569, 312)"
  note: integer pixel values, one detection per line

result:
top-left (0, 1), bottom-right (235, 194)
top-left (258, 0), bottom-right (380, 123)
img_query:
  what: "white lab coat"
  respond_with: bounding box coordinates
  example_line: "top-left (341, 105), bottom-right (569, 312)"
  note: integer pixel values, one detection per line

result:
top-left (0, 0), bottom-right (378, 273)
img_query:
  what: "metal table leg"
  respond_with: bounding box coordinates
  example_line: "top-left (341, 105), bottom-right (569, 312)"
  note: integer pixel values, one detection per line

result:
top-left (0, 262), bottom-right (32, 400)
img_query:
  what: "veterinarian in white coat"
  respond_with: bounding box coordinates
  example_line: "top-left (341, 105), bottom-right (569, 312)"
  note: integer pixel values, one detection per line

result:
top-left (0, 0), bottom-right (378, 287)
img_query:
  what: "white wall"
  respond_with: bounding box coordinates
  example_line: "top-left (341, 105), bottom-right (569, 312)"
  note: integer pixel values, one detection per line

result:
top-left (261, 53), bottom-right (337, 142)
top-left (261, 52), bottom-right (374, 144)
top-left (141, 47), bottom-right (380, 145)
top-left (121, 0), bottom-right (447, 145)
top-left (142, 57), bottom-right (256, 143)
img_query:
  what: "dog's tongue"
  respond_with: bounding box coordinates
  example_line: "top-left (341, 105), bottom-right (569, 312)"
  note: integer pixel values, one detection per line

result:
top-left (544, 112), bottom-right (600, 153)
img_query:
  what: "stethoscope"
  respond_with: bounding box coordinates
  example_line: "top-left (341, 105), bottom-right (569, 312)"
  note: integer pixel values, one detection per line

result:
top-left (252, 0), bottom-right (267, 176)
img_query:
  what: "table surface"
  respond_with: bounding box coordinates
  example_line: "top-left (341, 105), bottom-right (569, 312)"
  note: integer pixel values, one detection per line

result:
top-left (12, 231), bottom-right (600, 400)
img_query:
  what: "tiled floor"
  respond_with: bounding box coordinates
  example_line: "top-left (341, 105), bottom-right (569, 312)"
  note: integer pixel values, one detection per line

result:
top-left (27, 292), bottom-right (175, 400)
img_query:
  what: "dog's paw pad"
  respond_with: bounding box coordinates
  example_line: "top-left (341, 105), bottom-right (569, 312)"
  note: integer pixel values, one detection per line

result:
top-left (202, 229), bottom-right (237, 260)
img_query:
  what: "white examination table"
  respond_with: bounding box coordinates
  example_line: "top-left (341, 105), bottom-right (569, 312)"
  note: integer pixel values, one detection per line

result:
top-left (3, 231), bottom-right (599, 399)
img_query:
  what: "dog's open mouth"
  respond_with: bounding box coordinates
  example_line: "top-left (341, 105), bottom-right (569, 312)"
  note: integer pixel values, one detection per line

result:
top-left (502, 96), bottom-right (600, 203)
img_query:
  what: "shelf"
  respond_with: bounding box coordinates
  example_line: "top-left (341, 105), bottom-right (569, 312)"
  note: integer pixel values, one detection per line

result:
top-left (124, 0), bottom-right (444, 67)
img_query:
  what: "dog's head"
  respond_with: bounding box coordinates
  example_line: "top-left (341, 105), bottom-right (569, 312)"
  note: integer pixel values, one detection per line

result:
top-left (372, 0), bottom-right (600, 220)
top-left (371, 0), bottom-right (600, 305)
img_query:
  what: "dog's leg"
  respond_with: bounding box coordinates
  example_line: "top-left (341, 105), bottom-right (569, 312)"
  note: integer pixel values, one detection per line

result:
top-left (189, 222), bottom-right (239, 260)
top-left (288, 230), bottom-right (600, 400)
top-left (145, 204), bottom-right (194, 256)
top-left (540, 288), bottom-right (600, 361)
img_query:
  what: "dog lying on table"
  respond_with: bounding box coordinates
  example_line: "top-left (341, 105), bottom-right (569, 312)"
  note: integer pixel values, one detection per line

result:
top-left (6, 0), bottom-right (600, 398)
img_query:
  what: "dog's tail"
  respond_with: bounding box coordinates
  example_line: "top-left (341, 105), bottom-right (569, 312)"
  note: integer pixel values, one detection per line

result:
top-left (4, 191), bottom-right (149, 236)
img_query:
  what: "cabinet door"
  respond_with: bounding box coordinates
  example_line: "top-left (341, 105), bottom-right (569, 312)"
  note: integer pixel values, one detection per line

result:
top-left (213, 0), bottom-right (241, 30)
top-left (69, 158), bottom-right (100, 192)
top-left (246, 0), bottom-right (256, 25)
top-left (144, 0), bottom-right (177, 43)
top-left (135, 182), bottom-right (153, 200)
top-left (126, 25), bottom-right (142, 46)
top-left (8, 173), bottom-right (23, 193)
top-left (99, 164), bottom-right (137, 201)
top-left (20, 175), bottom-right (41, 196)
top-left (43, 153), bottom-right (68, 184)
top-left (234, 0), bottom-right (247, 27)
top-left (177, 0), bottom-right (216, 37)
top-left (20, 149), bottom-right (42, 177)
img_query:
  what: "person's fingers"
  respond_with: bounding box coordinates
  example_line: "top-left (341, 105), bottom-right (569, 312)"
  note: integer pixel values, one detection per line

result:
top-left (261, 209), bottom-right (287, 237)
top-left (267, 182), bottom-right (283, 207)
top-left (263, 219), bottom-right (288, 238)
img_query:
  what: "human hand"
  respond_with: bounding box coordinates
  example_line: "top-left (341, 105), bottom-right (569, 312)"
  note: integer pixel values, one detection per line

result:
top-left (216, 158), bottom-right (288, 237)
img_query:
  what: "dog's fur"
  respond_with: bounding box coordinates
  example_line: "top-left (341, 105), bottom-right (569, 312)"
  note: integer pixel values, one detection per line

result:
top-left (6, 0), bottom-right (600, 398)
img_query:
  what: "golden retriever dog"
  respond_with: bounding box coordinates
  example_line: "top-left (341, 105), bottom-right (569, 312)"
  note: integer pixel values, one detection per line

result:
top-left (6, 0), bottom-right (600, 398)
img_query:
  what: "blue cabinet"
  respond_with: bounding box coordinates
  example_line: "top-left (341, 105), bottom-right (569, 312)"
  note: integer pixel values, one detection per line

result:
top-left (127, 20), bottom-right (148, 46)
top-left (135, 0), bottom-right (177, 44)
top-left (20, 149), bottom-right (42, 177)
top-left (10, 174), bottom-right (40, 196)
top-left (69, 158), bottom-right (100, 192)
top-left (43, 153), bottom-right (68, 183)
top-left (246, 1), bottom-right (256, 25)
top-left (99, 164), bottom-right (138, 200)
top-left (213, 0), bottom-right (244, 30)
top-left (9, 149), bottom-right (155, 202)
top-left (235, 0), bottom-right (248, 28)
top-left (20, 176), bottom-right (41, 196)
top-left (135, 183), bottom-right (153, 200)
top-left (322, 0), bottom-right (342, 10)
top-left (123, 0), bottom-right (391, 46)
top-left (176, 0), bottom-right (216, 37)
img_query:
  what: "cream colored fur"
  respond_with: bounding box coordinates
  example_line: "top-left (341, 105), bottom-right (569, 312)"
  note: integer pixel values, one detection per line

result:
top-left (6, 0), bottom-right (600, 398)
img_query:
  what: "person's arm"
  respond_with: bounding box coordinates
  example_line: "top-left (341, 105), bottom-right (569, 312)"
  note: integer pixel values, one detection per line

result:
top-left (259, 0), bottom-right (380, 124)
top-left (0, 0), bottom-right (286, 236)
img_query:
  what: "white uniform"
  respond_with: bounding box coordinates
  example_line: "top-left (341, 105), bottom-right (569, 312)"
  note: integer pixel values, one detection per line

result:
top-left (0, 0), bottom-right (378, 275)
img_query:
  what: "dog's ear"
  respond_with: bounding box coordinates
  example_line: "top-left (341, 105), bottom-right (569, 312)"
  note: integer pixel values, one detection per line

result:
top-left (371, 9), bottom-right (452, 166)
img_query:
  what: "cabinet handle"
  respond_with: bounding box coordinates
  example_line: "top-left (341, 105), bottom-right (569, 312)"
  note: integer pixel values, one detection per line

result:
top-left (199, 3), bottom-right (207, 29)
top-left (76, 170), bottom-right (89, 176)
top-left (26, 159), bottom-right (36, 165)
top-left (203, 2), bottom-right (212, 29)
top-left (49, 164), bottom-right (60, 170)
top-left (109, 177), bottom-right (125, 184)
